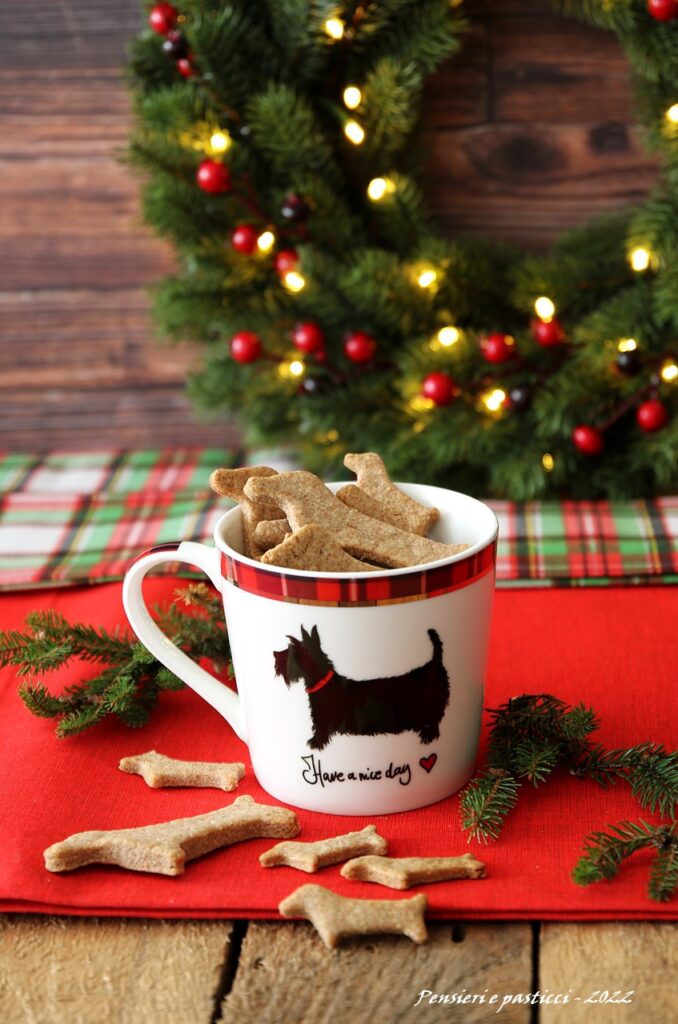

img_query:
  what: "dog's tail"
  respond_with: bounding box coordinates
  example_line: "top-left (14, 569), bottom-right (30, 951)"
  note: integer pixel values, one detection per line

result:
top-left (427, 628), bottom-right (444, 662)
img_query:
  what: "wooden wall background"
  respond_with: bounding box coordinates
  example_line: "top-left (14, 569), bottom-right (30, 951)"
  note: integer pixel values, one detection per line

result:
top-left (0, 0), bottom-right (659, 450)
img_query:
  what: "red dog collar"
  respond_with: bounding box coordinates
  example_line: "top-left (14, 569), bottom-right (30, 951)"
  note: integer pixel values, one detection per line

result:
top-left (306, 669), bottom-right (335, 694)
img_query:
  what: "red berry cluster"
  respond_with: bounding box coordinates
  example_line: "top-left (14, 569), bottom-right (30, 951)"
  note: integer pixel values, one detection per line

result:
top-left (229, 321), bottom-right (378, 367)
top-left (573, 399), bottom-right (669, 456)
top-left (149, 4), bottom-right (195, 78)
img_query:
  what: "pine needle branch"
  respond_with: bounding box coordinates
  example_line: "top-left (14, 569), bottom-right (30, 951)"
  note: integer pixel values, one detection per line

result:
top-left (10, 585), bottom-right (231, 737)
top-left (573, 820), bottom-right (678, 902)
top-left (459, 768), bottom-right (520, 843)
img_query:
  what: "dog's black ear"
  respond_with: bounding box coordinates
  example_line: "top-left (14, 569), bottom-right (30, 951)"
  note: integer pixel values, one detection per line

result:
top-left (300, 625), bottom-right (310, 645)
top-left (311, 625), bottom-right (320, 645)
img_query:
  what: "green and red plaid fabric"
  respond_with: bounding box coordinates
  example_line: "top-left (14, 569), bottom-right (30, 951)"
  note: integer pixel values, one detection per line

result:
top-left (0, 449), bottom-right (676, 590)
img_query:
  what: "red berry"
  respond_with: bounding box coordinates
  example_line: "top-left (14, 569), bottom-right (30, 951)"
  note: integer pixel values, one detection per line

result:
top-left (274, 249), bottom-right (299, 275)
top-left (647, 0), bottom-right (678, 21)
top-left (196, 159), bottom-right (231, 195)
top-left (572, 425), bottom-right (605, 456)
top-left (292, 322), bottom-right (325, 354)
top-left (231, 224), bottom-right (258, 255)
top-left (149, 3), bottom-right (178, 35)
top-left (481, 332), bottom-right (515, 364)
top-left (636, 399), bottom-right (668, 432)
top-left (532, 317), bottom-right (565, 347)
top-left (230, 331), bottom-right (262, 364)
top-left (422, 371), bottom-right (456, 406)
top-left (344, 331), bottom-right (377, 364)
top-left (177, 58), bottom-right (194, 78)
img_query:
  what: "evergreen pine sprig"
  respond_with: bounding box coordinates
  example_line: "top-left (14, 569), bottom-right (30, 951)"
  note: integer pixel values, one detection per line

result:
top-left (460, 693), bottom-right (677, 892)
top-left (572, 820), bottom-right (678, 903)
top-left (460, 694), bottom-right (600, 842)
top-left (573, 742), bottom-right (678, 817)
top-left (4, 584), bottom-right (230, 738)
top-left (460, 768), bottom-right (520, 843)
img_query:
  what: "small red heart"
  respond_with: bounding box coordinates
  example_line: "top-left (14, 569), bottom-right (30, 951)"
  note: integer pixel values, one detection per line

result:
top-left (419, 753), bottom-right (437, 773)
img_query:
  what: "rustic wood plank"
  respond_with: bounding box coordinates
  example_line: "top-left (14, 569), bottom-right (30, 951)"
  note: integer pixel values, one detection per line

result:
top-left (220, 921), bottom-right (533, 1023)
top-left (0, 289), bottom-right (196, 389)
top-left (0, 387), bottom-right (238, 450)
top-left (540, 923), bottom-right (678, 1023)
top-left (0, 914), bottom-right (233, 1024)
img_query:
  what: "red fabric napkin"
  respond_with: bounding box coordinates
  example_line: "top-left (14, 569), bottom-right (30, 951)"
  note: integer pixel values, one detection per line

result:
top-left (1, 579), bottom-right (676, 920)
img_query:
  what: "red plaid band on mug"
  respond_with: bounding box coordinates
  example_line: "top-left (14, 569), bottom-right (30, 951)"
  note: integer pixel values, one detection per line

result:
top-left (221, 541), bottom-right (496, 607)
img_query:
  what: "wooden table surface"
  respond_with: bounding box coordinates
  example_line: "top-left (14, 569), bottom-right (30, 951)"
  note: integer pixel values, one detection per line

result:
top-left (1, 913), bottom-right (676, 1022)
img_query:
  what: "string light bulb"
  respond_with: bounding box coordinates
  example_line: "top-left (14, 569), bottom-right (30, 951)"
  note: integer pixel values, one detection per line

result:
top-left (660, 359), bottom-right (678, 383)
top-left (343, 86), bottom-right (362, 110)
top-left (437, 326), bottom-right (460, 347)
top-left (617, 338), bottom-right (637, 353)
top-left (344, 120), bottom-right (365, 145)
top-left (282, 270), bottom-right (306, 293)
top-left (534, 296), bottom-right (555, 322)
top-left (409, 395), bottom-right (435, 413)
top-left (417, 268), bottom-right (438, 289)
top-left (256, 230), bottom-right (276, 253)
top-left (481, 387), bottom-right (507, 415)
top-left (367, 177), bottom-right (395, 201)
top-left (324, 18), bottom-right (344, 39)
top-left (629, 246), bottom-right (652, 272)
top-left (666, 104), bottom-right (678, 124)
top-left (209, 131), bottom-right (230, 154)
top-left (289, 360), bottom-right (305, 378)
top-left (542, 453), bottom-right (555, 472)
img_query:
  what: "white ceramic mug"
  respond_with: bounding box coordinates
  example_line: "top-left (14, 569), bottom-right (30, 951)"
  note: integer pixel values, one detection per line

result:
top-left (122, 483), bottom-right (498, 815)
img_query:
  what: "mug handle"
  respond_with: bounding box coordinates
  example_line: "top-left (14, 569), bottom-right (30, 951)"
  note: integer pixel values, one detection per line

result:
top-left (122, 541), bottom-right (247, 742)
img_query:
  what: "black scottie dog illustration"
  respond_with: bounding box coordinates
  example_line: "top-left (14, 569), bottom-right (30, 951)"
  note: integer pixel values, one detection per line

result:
top-left (274, 625), bottom-right (450, 751)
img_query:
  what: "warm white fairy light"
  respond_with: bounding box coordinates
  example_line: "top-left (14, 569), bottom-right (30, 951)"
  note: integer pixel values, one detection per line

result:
top-left (410, 395), bottom-right (434, 413)
top-left (344, 120), bottom-right (365, 145)
top-left (482, 388), bottom-right (507, 414)
top-left (283, 270), bottom-right (306, 293)
top-left (289, 360), bottom-right (305, 378)
top-left (256, 230), bottom-right (276, 253)
top-left (367, 177), bottom-right (396, 201)
top-left (542, 453), bottom-right (555, 472)
top-left (417, 268), bottom-right (438, 289)
top-left (629, 246), bottom-right (651, 272)
top-left (666, 104), bottom-right (678, 124)
top-left (534, 296), bottom-right (555, 322)
top-left (660, 359), bottom-right (678, 383)
top-left (343, 86), bottom-right (362, 110)
top-left (209, 131), bottom-right (230, 154)
top-left (617, 338), bottom-right (637, 353)
top-left (324, 18), bottom-right (344, 39)
top-left (437, 326), bottom-right (460, 347)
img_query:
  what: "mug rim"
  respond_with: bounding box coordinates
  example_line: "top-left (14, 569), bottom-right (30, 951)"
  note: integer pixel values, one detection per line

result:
top-left (213, 481), bottom-right (499, 580)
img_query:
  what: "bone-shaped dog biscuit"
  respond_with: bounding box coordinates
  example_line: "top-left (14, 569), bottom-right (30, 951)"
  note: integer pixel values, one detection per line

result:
top-left (340, 853), bottom-right (486, 890)
top-left (260, 825), bottom-right (388, 872)
top-left (336, 484), bottom-right (413, 533)
top-left (118, 750), bottom-right (245, 791)
top-left (209, 465), bottom-right (285, 559)
top-left (261, 524), bottom-right (379, 573)
top-left (44, 795), bottom-right (299, 876)
top-left (278, 884), bottom-right (427, 948)
top-left (244, 471), bottom-right (467, 569)
top-left (254, 518), bottom-right (291, 551)
top-left (344, 452), bottom-right (440, 536)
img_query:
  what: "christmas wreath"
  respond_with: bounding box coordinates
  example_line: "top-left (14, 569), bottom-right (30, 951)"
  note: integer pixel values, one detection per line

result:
top-left (128, 1), bottom-right (678, 498)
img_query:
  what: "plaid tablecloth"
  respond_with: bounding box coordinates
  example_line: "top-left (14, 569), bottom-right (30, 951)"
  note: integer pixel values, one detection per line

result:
top-left (0, 449), bottom-right (676, 590)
